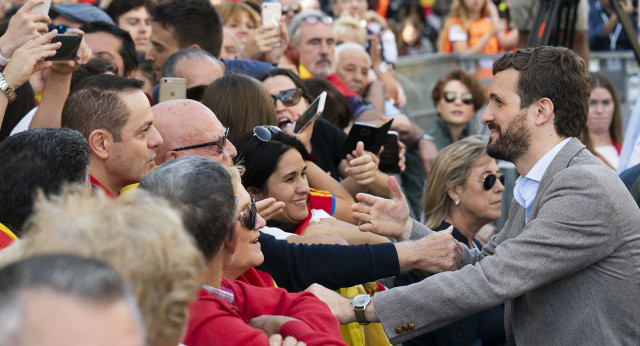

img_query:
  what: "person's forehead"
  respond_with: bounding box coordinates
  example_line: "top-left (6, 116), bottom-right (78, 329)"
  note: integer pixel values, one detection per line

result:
top-left (85, 31), bottom-right (123, 50)
top-left (491, 68), bottom-right (520, 97)
top-left (122, 91), bottom-right (153, 128)
top-left (119, 6), bottom-right (148, 21)
top-left (237, 185), bottom-right (250, 211)
top-left (263, 75), bottom-right (296, 93)
top-left (300, 21), bottom-right (333, 40)
top-left (339, 49), bottom-right (368, 66)
top-left (151, 22), bottom-right (178, 46)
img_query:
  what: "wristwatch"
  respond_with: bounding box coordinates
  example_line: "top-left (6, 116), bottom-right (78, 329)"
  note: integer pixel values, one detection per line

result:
top-left (0, 72), bottom-right (17, 103)
top-left (421, 134), bottom-right (435, 142)
top-left (352, 294), bottom-right (371, 325)
top-left (376, 62), bottom-right (392, 74)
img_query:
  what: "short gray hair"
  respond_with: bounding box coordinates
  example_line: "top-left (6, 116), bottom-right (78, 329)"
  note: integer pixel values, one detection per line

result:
top-left (0, 254), bottom-right (144, 345)
top-left (162, 48), bottom-right (220, 78)
top-left (334, 42), bottom-right (371, 70)
top-left (288, 9), bottom-right (327, 45)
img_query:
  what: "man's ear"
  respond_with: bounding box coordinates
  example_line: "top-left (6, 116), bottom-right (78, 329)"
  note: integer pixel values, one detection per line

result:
top-left (534, 98), bottom-right (554, 127)
top-left (188, 43), bottom-right (201, 50)
top-left (163, 150), bottom-right (178, 163)
top-left (88, 130), bottom-right (112, 160)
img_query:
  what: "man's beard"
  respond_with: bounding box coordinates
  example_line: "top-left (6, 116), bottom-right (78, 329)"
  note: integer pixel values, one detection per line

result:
top-left (486, 111), bottom-right (531, 163)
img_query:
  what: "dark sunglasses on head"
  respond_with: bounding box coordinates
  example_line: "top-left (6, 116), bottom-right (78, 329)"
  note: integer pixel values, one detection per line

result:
top-left (302, 14), bottom-right (333, 26)
top-left (282, 4), bottom-right (301, 14)
top-left (171, 127), bottom-right (229, 154)
top-left (186, 85), bottom-right (207, 101)
top-left (443, 91), bottom-right (474, 105)
top-left (481, 173), bottom-right (505, 191)
top-left (271, 88), bottom-right (303, 107)
top-left (252, 125), bottom-right (282, 142)
top-left (48, 24), bottom-right (69, 34)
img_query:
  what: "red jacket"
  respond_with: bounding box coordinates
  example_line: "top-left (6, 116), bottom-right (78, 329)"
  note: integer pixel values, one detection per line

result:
top-left (183, 278), bottom-right (346, 346)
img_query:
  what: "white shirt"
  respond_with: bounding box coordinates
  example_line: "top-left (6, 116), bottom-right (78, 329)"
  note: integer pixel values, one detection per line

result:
top-left (513, 137), bottom-right (572, 224)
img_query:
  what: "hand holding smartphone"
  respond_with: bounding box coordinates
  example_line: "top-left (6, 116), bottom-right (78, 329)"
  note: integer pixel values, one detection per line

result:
top-left (261, 2), bottom-right (282, 47)
top-left (45, 34), bottom-right (82, 61)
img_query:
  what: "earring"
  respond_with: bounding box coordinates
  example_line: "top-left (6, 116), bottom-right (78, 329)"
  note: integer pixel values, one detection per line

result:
top-left (455, 200), bottom-right (460, 206)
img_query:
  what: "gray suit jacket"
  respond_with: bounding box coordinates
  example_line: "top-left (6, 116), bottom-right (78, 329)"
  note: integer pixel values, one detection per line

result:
top-left (374, 138), bottom-right (640, 345)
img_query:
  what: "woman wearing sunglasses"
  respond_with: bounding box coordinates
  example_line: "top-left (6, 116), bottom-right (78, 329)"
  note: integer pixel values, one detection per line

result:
top-left (429, 69), bottom-right (485, 151)
top-left (394, 135), bottom-right (506, 346)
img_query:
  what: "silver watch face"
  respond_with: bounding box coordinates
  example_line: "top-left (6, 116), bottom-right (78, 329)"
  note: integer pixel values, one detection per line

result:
top-left (352, 294), bottom-right (370, 307)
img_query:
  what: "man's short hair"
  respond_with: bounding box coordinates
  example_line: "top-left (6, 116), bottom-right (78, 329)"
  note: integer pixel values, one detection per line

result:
top-left (161, 48), bottom-right (218, 78)
top-left (334, 42), bottom-right (371, 69)
top-left (149, 0), bottom-right (223, 58)
top-left (138, 156), bottom-right (235, 262)
top-left (288, 10), bottom-right (329, 46)
top-left (80, 21), bottom-right (139, 77)
top-left (492, 46), bottom-right (590, 138)
top-left (61, 74), bottom-right (144, 142)
top-left (0, 128), bottom-right (90, 234)
top-left (106, 0), bottom-right (150, 23)
top-left (0, 254), bottom-right (141, 344)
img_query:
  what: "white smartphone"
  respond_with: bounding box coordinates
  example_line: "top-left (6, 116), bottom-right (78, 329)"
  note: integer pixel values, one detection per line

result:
top-left (294, 91), bottom-right (326, 134)
top-left (158, 77), bottom-right (186, 103)
top-left (262, 2), bottom-right (282, 47)
top-left (31, 0), bottom-right (52, 15)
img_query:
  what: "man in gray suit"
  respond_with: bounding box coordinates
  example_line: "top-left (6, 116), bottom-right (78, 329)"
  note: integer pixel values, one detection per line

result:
top-left (309, 46), bottom-right (640, 345)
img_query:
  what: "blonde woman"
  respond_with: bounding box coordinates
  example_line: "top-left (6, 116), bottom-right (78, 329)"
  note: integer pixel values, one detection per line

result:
top-left (395, 136), bottom-right (506, 346)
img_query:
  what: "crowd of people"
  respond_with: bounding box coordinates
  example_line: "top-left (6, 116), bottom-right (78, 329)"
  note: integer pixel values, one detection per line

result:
top-left (0, 0), bottom-right (639, 345)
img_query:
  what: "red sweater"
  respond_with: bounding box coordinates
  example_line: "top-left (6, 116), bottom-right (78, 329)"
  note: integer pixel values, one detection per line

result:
top-left (183, 278), bottom-right (346, 346)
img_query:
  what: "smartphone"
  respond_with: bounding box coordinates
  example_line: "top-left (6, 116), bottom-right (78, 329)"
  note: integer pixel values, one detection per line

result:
top-left (45, 34), bottom-right (82, 61)
top-left (31, 0), bottom-right (52, 15)
top-left (262, 2), bottom-right (282, 47)
top-left (378, 131), bottom-right (401, 174)
top-left (294, 91), bottom-right (326, 134)
top-left (158, 77), bottom-right (187, 103)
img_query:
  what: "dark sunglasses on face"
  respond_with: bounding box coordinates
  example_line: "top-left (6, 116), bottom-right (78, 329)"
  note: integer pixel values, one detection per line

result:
top-left (443, 91), bottom-right (474, 105)
top-left (302, 14), bottom-right (333, 26)
top-left (171, 127), bottom-right (229, 154)
top-left (186, 85), bottom-right (207, 101)
top-left (481, 173), bottom-right (505, 191)
top-left (271, 88), bottom-right (303, 107)
top-left (282, 4), bottom-right (301, 14)
top-left (252, 125), bottom-right (282, 142)
top-left (238, 197), bottom-right (257, 230)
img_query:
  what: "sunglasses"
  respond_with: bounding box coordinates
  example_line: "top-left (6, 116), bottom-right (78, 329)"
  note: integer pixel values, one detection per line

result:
top-left (229, 197), bottom-right (258, 240)
top-left (186, 85), bottom-right (207, 101)
top-left (302, 14), bottom-right (333, 26)
top-left (443, 91), bottom-right (474, 105)
top-left (481, 173), bottom-right (505, 191)
top-left (282, 4), bottom-right (301, 14)
top-left (252, 125), bottom-right (282, 142)
top-left (271, 88), bottom-right (303, 107)
top-left (171, 127), bottom-right (229, 154)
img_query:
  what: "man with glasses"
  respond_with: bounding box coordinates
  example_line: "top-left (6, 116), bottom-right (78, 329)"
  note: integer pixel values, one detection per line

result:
top-left (138, 156), bottom-right (347, 345)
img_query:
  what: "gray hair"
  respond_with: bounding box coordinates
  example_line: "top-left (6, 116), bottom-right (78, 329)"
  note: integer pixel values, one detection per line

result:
top-left (334, 42), bottom-right (371, 70)
top-left (138, 156), bottom-right (236, 262)
top-left (288, 9), bottom-right (327, 45)
top-left (0, 254), bottom-right (144, 345)
top-left (161, 48), bottom-right (220, 78)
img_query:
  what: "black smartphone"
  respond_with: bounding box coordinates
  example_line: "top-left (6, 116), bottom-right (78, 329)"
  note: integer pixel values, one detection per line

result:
top-left (46, 34), bottom-right (82, 61)
top-left (378, 131), bottom-right (401, 174)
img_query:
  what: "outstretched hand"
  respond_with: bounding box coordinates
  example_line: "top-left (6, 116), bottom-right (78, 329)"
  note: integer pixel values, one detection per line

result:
top-left (48, 28), bottom-right (92, 75)
top-left (2, 30), bottom-right (60, 90)
top-left (351, 175), bottom-right (413, 241)
top-left (255, 197), bottom-right (285, 221)
top-left (345, 141), bottom-right (377, 186)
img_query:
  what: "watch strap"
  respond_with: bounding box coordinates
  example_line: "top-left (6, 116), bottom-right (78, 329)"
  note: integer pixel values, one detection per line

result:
top-left (354, 306), bottom-right (369, 325)
top-left (0, 73), bottom-right (17, 103)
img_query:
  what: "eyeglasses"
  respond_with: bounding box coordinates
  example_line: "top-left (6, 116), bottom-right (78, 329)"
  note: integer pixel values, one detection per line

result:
top-left (237, 197), bottom-right (257, 230)
top-left (301, 14), bottom-right (333, 26)
top-left (443, 91), bottom-right (474, 105)
top-left (252, 125), bottom-right (282, 142)
top-left (481, 173), bottom-right (505, 191)
top-left (271, 88), bottom-right (303, 107)
top-left (171, 127), bottom-right (229, 154)
top-left (282, 4), bottom-right (301, 14)
top-left (186, 85), bottom-right (207, 101)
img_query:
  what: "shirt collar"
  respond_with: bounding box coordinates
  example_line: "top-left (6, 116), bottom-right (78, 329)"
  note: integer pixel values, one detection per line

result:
top-left (201, 283), bottom-right (235, 307)
top-left (513, 137), bottom-right (572, 212)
